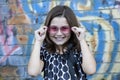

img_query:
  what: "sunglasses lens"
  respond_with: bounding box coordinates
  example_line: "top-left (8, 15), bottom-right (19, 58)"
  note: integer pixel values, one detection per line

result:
top-left (61, 26), bottom-right (70, 32)
top-left (49, 26), bottom-right (58, 33)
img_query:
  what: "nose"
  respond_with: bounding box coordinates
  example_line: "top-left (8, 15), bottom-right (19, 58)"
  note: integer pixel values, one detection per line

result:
top-left (56, 29), bottom-right (63, 35)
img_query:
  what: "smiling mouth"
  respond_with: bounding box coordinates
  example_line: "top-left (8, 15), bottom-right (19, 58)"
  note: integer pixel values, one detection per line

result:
top-left (54, 37), bottom-right (65, 41)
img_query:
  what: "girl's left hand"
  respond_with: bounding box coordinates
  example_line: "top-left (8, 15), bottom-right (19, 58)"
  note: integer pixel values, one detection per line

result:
top-left (71, 26), bottom-right (86, 41)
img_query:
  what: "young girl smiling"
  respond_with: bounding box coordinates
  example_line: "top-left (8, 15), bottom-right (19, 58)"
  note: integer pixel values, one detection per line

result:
top-left (28, 5), bottom-right (96, 80)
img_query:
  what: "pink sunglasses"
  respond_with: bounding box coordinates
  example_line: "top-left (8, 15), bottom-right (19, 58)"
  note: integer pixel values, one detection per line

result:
top-left (48, 26), bottom-right (71, 33)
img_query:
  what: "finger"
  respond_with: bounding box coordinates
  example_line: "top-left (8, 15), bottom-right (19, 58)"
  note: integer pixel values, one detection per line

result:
top-left (73, 27), bottom-right (86, 33)
top-left (71, 27), bottom-right (82, 35)
top-left (71, 27), bottom-right (78, 33)
top-left (43, 26), bottom-right (48, 32)
top-left (37, 26), bottom-right (46, 32)
top-left (71, 27), bottom-right (80, 37)
top-left (37, 26), bottom-right (47, 35)
top-left (42, 26), bottom-right (48, 36)
top-left (35, 30), bottom-right (41, 37)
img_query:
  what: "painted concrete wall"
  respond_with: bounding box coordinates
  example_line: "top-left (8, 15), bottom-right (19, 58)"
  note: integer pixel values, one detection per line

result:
top-left (0, 0), bottom-right (120, 80)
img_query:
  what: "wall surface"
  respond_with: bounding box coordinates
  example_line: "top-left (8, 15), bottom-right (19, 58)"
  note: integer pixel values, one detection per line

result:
top-left (0, 0), bottom-right (120, 80)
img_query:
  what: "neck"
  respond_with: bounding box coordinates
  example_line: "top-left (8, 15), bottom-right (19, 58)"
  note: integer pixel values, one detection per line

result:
top-left (56, 45), bottom-right (67, 54)
top-left (56, 45), bottom-right (63, 54)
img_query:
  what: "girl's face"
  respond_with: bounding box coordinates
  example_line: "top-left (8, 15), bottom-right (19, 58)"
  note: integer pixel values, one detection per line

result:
top-left (48, 17), bottom-right (71, 46)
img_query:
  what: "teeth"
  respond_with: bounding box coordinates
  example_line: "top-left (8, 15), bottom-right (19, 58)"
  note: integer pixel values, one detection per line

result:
top-left (55, 37), bottom-right (63, 40)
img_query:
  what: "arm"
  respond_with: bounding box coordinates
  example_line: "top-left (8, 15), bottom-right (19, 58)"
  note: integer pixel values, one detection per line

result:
top-left (71, 26), bottom-right (96, 75)
top-left (28, 41), bottom-right (44, 76)
top-left (28, 26), bottom-right (47, 76)
top-left (80, 39), bottom-right (96, 74)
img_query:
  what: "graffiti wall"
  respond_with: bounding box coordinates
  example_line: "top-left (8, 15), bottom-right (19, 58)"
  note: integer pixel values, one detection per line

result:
top-left (0, 0), bottom-right (120, 80)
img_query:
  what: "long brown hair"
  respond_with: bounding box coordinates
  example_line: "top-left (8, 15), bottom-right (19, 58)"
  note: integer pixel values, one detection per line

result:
top-left (44, 5), bottom-right (81, 53)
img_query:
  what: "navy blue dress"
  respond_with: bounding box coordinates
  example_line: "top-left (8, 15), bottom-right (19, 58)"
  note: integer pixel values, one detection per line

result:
top-left (40, 46), bottom-right (87, 80)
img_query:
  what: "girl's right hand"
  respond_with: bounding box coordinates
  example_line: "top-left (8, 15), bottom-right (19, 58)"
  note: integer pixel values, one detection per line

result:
top-left (34, 26), bottom-right (48, 43)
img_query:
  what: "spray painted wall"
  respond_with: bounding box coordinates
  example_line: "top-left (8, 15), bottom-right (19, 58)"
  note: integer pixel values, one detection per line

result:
top-left (0, 0), bottom-right (120, 80)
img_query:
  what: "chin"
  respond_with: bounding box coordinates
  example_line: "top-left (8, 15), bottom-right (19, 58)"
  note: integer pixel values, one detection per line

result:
top-left (53, 41), bottom-right (67, 46)
top-left (55, 43), bottom-right (64, 46)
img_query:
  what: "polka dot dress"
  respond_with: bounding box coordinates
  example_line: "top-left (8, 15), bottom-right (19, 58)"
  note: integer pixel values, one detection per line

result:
top-left (40, 46), bottom-right (87, 80)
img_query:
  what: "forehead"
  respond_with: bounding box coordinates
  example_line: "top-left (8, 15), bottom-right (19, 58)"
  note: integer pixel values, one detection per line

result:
top-left (50, 17), bottom-right (69, 26)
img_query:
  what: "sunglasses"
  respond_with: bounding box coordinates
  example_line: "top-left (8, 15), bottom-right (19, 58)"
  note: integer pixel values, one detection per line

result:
top-left (48, 26), bottom-right (71, 33)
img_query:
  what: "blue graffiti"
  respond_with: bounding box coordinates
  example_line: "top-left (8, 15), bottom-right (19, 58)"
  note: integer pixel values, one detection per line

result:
top-left (15, 0), bottom-right (120, 79)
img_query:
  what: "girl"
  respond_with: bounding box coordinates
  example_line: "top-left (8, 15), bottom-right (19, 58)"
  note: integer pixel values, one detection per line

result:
top-left (28, 5), bottom-right (96, 80)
